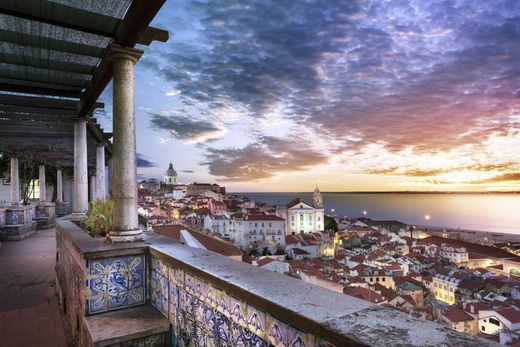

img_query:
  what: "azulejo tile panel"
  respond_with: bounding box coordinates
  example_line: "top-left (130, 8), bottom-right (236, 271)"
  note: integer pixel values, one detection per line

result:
top-left (150, 255), bottom-right (334, 347)
top-left (87, 254), bottom-right (146, 314)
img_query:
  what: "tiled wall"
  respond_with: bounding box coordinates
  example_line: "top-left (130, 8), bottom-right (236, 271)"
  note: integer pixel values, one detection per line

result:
top-left (150, 255), bottom-right (334, 347)
top-left (87, 255), bottom-right (146, 314)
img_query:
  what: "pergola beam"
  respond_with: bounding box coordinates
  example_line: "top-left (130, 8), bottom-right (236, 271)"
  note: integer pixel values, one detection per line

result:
top-left (0, 29), bottom-right (105, 58)
top-left (76, 0), bottom-right (166, 118)
top-left (0, 83), bottom-right (82, 98)
top-left (1, 52), bottom-right (97, 75)
top-left (0, 94), bottom-right (103, 110)
top-left (0, 5), bottom-right (117, 39)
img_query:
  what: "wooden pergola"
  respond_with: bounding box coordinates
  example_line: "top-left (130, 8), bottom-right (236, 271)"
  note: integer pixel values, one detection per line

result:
top-left (0, 0), bottom-right (168, 241)
top-left (0, 0), bottom-right (167, 167)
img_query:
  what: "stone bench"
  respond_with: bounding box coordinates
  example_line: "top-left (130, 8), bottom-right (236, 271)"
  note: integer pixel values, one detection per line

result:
top-left (83, 305), bottom-right (169, 347)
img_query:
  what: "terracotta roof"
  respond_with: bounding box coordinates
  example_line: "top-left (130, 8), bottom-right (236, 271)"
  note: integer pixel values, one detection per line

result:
top-left (287, 198), bottom-right (302, 208)
top-left (442, 306), bottom-right (474, 322)
top-left (344, 286), bottom-right (386, 304)
top-left (483, 307), bottom-right (520, 324)
top-left (257, 257), bottom-right (276, 267)
top-left (421, 236), bottom-right (517, 260)
top-left (153, 224), bottom-right (242, 257)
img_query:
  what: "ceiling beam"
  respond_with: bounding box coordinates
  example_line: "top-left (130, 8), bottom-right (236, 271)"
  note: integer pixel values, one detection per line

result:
top-left (137, 27), bottom-right (169, 46)
top-left (1, 52), bottom-right (97, 74)
top-left (76, 0), bottom-right (167, 119)
top-left (0, 83), bottom-right (82, 98)
top-left (0, 29), bottom-right (105, 58)
top-left (0, 94), bottom-right (103, 110)
top-left (0, 5), bottom-right (117, 38)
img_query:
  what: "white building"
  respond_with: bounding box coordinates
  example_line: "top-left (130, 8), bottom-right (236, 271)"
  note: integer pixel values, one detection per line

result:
top-left (208, 213), bottom-right (286, 248)
top-left (479, 307), bottom-right (520, 340)
top-left (440, 244), bottom-right (468, 265)
top-left (163, 162), bottom-right (177, 184)
top-left (284, 188), bottom-right (325, 234)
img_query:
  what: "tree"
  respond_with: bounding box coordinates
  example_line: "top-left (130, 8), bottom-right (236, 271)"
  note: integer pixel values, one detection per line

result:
top-left (324, 215), bottom-right (338, 232)
top-left (261, 247), bottom-right (272, 256)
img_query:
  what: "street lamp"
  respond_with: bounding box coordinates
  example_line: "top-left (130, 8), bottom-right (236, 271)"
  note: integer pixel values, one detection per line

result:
top-left (363, 210), bottom-right (367, 216)
top-left (424, 214), bottom-right (431, 221)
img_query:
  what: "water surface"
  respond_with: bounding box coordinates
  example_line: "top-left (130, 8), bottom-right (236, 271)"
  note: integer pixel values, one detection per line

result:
top-left (237, 193), bottom-right (520, 235)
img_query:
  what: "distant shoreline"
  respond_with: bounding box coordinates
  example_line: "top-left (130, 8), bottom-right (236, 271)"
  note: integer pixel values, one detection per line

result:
top-left (234, 191), bottom-right (520, 194)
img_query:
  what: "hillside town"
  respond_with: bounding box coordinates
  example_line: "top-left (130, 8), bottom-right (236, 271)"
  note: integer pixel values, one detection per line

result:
top-left (139, 163), bottom-right (520, 346)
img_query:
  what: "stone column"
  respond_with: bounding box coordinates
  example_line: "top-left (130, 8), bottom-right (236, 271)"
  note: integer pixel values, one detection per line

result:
top-left (96, 144), bottom-right (106, 200)
top-left (107, 158), bottom-right (113, 199)
top-left (56, 168), bottom-right (63, 203)
top-left (9, 156), bottom-right (20, 206)
top-left (90, 174), bottom-right (96, 202)
top-left (107, 44), bottom-right (143, 242)
top-left (38, 164), bottom-right (46, 202)
top-left (72, 119), bottom-right (88, 221)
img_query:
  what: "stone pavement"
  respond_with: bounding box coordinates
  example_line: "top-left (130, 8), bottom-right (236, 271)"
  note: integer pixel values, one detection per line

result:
top-left (0, 228), bottom-right (70, 346)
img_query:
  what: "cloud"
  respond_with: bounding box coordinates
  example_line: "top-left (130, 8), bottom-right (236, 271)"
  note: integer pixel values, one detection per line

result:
top-left (472, 173), bottom-right (520, 184)
top-left (149, 113), bottom-right (225, 144)
top-left (143, 0), bottom-right (520, 184)
top-left (203, 136), bottom-right (328, 181)
top-left (136, 153), bottom-right (156, 168)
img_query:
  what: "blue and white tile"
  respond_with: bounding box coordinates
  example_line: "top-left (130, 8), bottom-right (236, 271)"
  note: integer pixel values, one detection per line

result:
top-left (151, 256), bottom-right (168, 278)
top-left (231, 323), bottom-right (269, 347)
top-left (247, 304), bottom-right (266, 337)
top-left (87, 255), bottom-right (146, 314)
top-left (229, 296), bottom-right (248, 328)
top-left (287, 326), bottom-right (315, 347)
top-left (266, 315), bottom-right (288, 347)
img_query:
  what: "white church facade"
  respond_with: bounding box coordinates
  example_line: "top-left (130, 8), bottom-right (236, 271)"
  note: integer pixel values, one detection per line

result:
top-left (278, 186), bottom-right (325, 235)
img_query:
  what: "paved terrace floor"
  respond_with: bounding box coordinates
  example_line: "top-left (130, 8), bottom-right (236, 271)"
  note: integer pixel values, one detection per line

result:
top-left (0, 228), bottom-right (70, 346)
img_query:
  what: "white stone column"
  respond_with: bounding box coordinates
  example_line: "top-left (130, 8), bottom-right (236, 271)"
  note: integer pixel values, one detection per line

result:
top-left (56, 168), bottom-right (63, 203)
top-left (38, 164), bottom-right (46, 202)
top-left (107, 44), bottom-right (143, 242)
top-left (107, 158), bottom-right (113, 199)
top-left (90, 174), bottom-right (96, 202)
top-left (72, 119), bottom-right (88, 221)
top-left (95, 144), bottom-right (106, 200)
top-left (10, 156), bottom-right (20, 206)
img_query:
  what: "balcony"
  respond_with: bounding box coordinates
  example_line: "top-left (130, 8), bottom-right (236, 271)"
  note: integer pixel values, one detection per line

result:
top-left (0, 1), bottom-right (502, 346)
top-left (47, 217), bottom-right (497, 346)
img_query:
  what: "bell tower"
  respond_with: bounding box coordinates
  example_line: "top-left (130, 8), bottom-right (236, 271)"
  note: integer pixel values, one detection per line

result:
top-left (313, 184), bottom-right (323, 208)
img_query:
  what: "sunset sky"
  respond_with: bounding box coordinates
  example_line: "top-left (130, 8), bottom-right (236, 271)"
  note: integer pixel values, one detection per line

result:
top-left (97, 0), bottom-right (520, 192)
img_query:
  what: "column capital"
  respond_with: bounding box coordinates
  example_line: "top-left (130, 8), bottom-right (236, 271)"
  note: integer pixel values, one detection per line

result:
top-left (106, 44), bottom-right (144, 65)
top-left (72, 117), bottom-right (89, 124)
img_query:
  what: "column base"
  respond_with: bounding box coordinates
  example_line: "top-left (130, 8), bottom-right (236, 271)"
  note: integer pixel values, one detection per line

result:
top-left (107, 230), bottom-right (145, 243)
top-left (71, 212), bottom-right (87, 221)
top-left (55, 201), bottom-right (71, 216)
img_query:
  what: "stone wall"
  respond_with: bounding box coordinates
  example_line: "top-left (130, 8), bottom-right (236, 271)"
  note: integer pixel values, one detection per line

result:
top-left (56, 225), bottom-right (88, 341)
top-left (0, 208), bottom-right (5, 227)
top-left (56, 217), bottom-right (500, 347)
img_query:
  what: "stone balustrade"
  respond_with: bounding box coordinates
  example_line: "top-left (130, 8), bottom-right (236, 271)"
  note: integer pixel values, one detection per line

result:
top-left (55, 216), bottom-right (499, 347)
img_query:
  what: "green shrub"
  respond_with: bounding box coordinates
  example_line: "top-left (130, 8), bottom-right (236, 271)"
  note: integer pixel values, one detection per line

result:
top-left (84, 200), bottom-right (113, 237)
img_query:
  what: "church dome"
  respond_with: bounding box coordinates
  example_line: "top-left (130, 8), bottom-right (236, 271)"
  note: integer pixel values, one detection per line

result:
top-left (165, 162), bottom-right (177, 177)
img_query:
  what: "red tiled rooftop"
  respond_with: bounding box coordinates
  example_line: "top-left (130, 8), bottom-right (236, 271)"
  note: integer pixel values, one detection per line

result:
top-left (153, 224), bottom-right (242, 257)
top-left (442, 306), bottom-right (474, 323)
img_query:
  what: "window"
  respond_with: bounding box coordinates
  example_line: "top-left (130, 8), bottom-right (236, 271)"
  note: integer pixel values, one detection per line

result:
top-left (300, 214), bottom-right (303, 221)
top-left (255, 223), bottom-right (257, 227)
top-left (317, 217), bottom-right (321, 221)
top-left (269, 222), bottom-right (271, 227)
top-left (291, 216), bottom-right (294, 221)
top-left (28, 179), bottom-right (39, 199)
top-left (262, 223), bottom-right (264, 227)
top-left (481, 326), bottom-right (485, 332)
top-left (382, 277), bottom-right (385, 282)
top-left (489, 318), bottom-right (500, 326)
